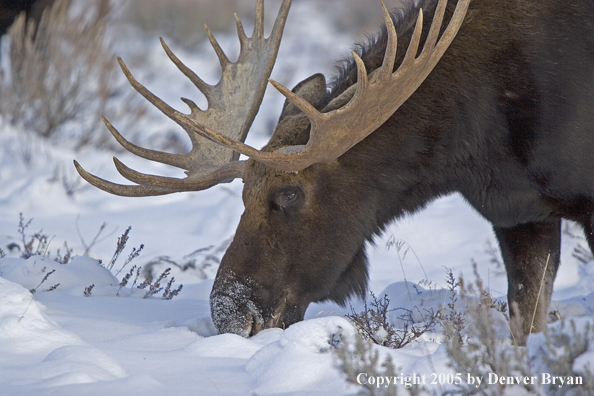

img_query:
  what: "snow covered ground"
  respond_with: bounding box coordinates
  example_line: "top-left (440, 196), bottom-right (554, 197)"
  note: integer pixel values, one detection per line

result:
top-left (1, 1), bottom-right (593, 395)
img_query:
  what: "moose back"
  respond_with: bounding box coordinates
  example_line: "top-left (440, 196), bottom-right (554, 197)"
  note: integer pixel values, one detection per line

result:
top-left (75, 0), bottom-right (594, 345)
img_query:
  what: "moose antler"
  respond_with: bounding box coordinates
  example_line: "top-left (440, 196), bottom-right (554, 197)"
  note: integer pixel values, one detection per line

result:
top-left (74, 0), bottom-right (292, 196)
top-left (179, 0), bottom-right (470, 173)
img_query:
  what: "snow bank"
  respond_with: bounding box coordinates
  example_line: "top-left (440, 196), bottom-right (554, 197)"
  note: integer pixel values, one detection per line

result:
top-left (0, 276), bottom-right (127, 391)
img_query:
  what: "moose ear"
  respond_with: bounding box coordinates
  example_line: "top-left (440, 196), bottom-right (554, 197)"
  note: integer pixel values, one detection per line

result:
top-left (279, 73), bottom-right (327, 118)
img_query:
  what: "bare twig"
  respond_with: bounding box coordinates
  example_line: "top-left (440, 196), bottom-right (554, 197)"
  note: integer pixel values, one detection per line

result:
top-left (75, 216), bottom-right (115, 256)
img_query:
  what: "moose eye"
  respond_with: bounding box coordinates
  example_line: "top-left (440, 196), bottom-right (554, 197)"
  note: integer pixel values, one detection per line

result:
top-left (282, 190), bottom-right (297, 204)
top-left (271, 187), bottom-right (303, 214)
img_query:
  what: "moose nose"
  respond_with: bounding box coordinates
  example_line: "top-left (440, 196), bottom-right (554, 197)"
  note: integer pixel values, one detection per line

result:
top-left (210, 291), bottom-right (265, 337)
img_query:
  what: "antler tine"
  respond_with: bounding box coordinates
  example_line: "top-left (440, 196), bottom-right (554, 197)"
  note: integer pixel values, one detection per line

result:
top-left (423, 0), bottom-right (448, 55)
top-left (102, 116), bottom-right (190, 170)
top-left (75, 0), bottom-right (293, 196)
top-left (113, 158), bottom-right (246, 190)
top-left (400, 9), bottom-right (424, 70)
top-left (74, 154), bottom-right (245, 197)
top-left (205, 24), bottom-right (231, 70)
top-left (235, 13), bottom-right (249, 43)
top-left (161, 38), bottom-right (210, 100)
top-left (112, 57), bottom-right (222, 174)
top-left (73, 160), bottom-right (180, 197)
top-left (185, 0), bottom-right (470, 173)
top-left (377, 0), bottom-right (397, 81)
top-left (254, 0), bottom-right (265, 38)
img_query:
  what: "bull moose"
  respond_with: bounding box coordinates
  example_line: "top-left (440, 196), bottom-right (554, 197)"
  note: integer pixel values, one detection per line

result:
top-left (74, 0), bottom-right (594, 345)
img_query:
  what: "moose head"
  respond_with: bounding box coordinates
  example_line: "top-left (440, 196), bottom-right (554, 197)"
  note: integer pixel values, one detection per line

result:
top-left (75, 0), bottom-right (473, 337)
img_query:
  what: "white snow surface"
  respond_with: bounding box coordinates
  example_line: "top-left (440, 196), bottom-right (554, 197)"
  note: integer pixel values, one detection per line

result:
top-left (1, 1), bottom-right (593, 395)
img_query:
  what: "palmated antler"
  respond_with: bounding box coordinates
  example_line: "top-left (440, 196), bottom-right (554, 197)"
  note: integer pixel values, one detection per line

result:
top-left (180, 0), bottom-right (470, 173)
top-left (74, 0), bottom-right (292, 196)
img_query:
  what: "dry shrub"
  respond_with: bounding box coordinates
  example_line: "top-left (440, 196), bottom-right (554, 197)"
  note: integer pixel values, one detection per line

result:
top-left (444, 263), bottom-right (536, 396)
top-left (347, 292), bottom-right (439, 350)
top-left (1, 0), bottom-right (144, 148)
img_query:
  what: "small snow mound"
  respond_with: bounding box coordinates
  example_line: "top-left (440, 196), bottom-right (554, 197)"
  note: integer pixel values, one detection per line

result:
top-left (554, 290), bottom-right (594, 318)
top-left (0, 277), bottom-right (84, 359)
top-left (0, 256), bottom-right (118, 292)
top-left (33, 345), bottom-right (128, 387)
top-left (184, 316), bottom-right (218, 337)
top-left (277, 316), bottom-right (356, 354)
top-left (185, 333), bottom-right (261, 359)
top-left (245, 316), bottom-right (356, 394)
top-left (250, 327), bottom-right (284, 345)
top-left (380, 280), bottom-right (447, 309)
top-left (0, 277), bottom-right (127, 391)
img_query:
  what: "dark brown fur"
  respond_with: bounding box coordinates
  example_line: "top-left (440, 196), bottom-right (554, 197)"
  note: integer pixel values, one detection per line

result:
top-left (210, 0), bottom-right (594, 344)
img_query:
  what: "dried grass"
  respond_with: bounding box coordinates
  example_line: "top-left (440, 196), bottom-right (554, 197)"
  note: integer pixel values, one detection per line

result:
top-left (1, 0), bottom-right (145, 149)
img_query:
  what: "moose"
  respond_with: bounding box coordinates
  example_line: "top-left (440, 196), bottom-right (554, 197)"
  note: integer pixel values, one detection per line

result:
top-left (74, 0), bottom-right (594, 345)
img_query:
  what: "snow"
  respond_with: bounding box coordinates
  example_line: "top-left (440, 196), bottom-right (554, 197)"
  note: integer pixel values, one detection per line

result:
top-left (1, 1), bottom-right (593, 395)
